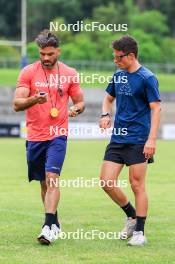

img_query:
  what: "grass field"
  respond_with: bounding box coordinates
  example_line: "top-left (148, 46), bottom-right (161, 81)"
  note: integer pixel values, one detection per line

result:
top-left (0, 69), bottom-right (175, 91)
top-left (0, 139), bottom-right (175, 264)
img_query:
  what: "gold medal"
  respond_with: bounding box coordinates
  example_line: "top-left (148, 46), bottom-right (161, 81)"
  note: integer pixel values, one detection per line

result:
top-left (50, 107), bottom-right (59, 117)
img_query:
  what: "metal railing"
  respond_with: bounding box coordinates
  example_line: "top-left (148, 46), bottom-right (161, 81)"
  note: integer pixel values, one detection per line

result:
top-left (0, 57), bottom-right (175, 73)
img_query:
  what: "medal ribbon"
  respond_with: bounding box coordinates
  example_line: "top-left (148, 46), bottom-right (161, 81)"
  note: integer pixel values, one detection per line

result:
top-left (42, 62), bottom-right (62, 112)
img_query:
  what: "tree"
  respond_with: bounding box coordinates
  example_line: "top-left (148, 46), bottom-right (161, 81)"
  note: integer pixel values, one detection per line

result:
top-left (0, 0), bottom-right (21, 39)
top-left (131, 10), bottom-right (169, 37)
top-left (129, 29), bottom-right (163, 62)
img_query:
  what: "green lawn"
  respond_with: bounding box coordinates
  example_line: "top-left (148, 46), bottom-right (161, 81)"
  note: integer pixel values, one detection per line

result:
top-left (0, 139), bottom-right (175, 264)
top-left (0, 68), bottom-right (175, 91)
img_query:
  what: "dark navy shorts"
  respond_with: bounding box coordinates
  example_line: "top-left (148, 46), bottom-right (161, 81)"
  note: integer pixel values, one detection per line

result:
top-left (26, 136), bottom-right (67, 182)
top-left (104, 142), bottom-right (154, 166)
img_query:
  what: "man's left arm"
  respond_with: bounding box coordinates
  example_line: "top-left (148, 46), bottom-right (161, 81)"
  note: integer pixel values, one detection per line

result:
top-left (68, 69), bottom-right (85, 117)
top-left (69, 92), bottom-right (85, 117)
top-left (143, 101), bottom-right (161, 159)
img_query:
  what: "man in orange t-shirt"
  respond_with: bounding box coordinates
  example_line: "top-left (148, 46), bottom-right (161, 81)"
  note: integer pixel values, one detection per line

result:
top-left (13, 29), bottom-right (85, 245)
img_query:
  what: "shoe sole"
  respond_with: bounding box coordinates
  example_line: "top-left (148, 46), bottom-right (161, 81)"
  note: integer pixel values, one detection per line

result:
top-left (37, 236), bottom-right (51, 245)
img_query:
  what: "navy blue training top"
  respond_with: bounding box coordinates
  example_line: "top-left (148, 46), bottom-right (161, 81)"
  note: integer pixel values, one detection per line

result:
top-left (106, 66), bottom-right (161, 144)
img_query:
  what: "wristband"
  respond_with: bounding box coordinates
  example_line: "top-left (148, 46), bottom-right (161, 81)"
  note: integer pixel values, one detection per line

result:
top-left (100, 113), bottom-right (110, 118)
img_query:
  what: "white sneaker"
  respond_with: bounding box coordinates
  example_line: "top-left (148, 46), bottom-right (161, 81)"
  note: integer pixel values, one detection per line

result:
top-left (37, 225), bottom-right (53, 245)
top-left (119, 217), bottom-right (136, 240)
top-left (51, 224), bottom-right (62, 241)
top-left (127, 231), bottom-right (147, 246)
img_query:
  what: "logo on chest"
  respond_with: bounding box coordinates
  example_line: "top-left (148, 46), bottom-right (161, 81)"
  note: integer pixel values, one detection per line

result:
top-left (34, 74), bottom-right (64, 89)
top-left (115, 75), bottom-right (132, 96)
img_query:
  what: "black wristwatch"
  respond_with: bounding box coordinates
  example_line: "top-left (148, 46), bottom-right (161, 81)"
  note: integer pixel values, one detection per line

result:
top-left (100, 113), bottom-right (110, 118)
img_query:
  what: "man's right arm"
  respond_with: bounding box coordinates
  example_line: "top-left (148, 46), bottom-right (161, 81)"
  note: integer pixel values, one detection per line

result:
top-left (13, 87), bottom-right (48, 112)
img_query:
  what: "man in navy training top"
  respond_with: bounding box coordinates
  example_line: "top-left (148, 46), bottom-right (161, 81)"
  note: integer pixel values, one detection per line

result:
top-left (99, 35), bottom-right (161, 246)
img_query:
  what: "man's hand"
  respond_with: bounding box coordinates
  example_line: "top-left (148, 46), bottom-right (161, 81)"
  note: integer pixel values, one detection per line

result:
top-left (99, 116), bottom-right (112, 129)
top-left (69, 92), bottom-right (85, 117)
top-left (69, 105), bottom-right (80, 117)
top-left (33, 89), bottom-right (48, 104)
top-left (143, 138), bottom-right (156, 159)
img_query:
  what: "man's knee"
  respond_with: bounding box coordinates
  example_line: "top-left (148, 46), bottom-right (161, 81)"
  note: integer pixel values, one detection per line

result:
top-left (130, 178), bottom-right (145, 194)
top-left (100, 174), bottom-right (116, 193)
top-left (46, 172), bottom-right (59, 190)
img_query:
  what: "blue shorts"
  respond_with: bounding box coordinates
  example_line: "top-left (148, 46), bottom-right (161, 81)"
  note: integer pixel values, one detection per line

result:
top-left (26, 136), bottom-right (67, 182)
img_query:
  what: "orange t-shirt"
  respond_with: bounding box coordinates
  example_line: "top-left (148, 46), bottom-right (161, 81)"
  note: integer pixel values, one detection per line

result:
top-left (17, 61), bottom-right (82, 141)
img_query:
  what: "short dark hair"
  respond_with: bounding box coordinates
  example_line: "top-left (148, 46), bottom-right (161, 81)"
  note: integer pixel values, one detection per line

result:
top-left (35, 29), bottom-right (59, 48)
top-left (112, 35), bottom-right (138, 57)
